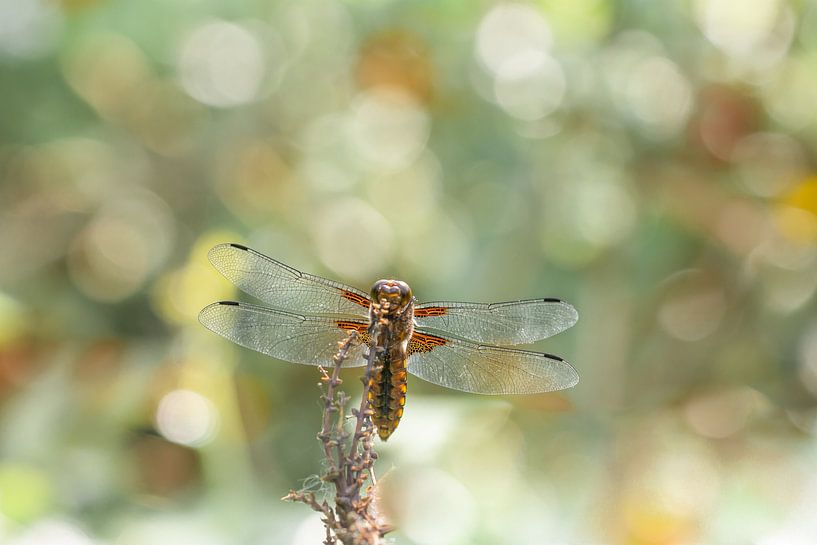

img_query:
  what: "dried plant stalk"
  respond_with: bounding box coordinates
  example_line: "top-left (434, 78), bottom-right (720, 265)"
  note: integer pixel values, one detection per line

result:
top-left (283, 319), bottom-right (390, 545)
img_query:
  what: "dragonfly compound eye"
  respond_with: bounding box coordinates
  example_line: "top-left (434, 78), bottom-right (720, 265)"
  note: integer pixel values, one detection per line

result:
top-left (371, 280), bottom-right (413, 310)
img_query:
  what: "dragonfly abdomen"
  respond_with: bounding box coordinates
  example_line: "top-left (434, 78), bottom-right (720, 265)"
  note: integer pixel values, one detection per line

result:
top-left (369, 348), bottom-right (407, 441)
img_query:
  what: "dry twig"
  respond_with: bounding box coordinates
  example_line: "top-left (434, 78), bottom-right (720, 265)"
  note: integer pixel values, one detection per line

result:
top-left (283, 317), bottom-right (390, 545)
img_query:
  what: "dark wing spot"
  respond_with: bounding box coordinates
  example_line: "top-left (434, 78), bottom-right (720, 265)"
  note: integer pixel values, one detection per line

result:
top-left (409, 331), bottom-right (448, 354)
top-left (229, 243), bottom-right (250, 251)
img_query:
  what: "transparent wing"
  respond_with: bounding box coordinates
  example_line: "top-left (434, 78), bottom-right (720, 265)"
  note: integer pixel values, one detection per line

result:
top-left (407, 328), bottom-right (578, 394)
top-left (208, 243), bottom-right (371, 317)
top-left (199, 301), bottom-right (368, 367)
top-left (414, 299), bottom-right (578, 345)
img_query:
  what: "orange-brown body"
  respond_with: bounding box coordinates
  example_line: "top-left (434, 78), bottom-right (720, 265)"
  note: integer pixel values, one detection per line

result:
top-left (367, 280), bottom-right (415, 440)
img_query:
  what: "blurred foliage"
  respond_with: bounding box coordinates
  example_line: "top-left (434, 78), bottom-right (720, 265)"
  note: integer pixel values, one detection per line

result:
top-left (2, 0), bottom-right (817, 544)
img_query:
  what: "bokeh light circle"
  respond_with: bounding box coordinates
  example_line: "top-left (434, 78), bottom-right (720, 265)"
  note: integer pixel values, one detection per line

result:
top-left (155, 390), bottom-right (219, 448)
top-left (312, 198), bottom-right (395, 281)
top-left (0, 0), bottom-right (62, 60)
top-left (347, 89), bottom-right (430, 172)
top-left (476, 4), bottom-right (552, 75)
top-left (493, 50), bottom-right (566, 120)
top-left (398, 468), bottom-right (476, 545)
top-left (178, 21), bottom-right (265, 107)
top-left (658, 270), bottom-right (727, 342)
top-left (6, 519), bottom-right (94, 545)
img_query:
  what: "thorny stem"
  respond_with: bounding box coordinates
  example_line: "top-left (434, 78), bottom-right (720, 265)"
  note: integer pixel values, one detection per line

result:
top-left (346, 319), bottom-right (386, 501)
top-left (283, 316), bottom-right (390, 545)
top-left (320, 335), bottom-right (348, 468)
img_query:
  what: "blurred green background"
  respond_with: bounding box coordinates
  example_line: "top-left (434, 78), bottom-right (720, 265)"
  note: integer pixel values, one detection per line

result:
top-left (2, 0), bottom-right (817, 544)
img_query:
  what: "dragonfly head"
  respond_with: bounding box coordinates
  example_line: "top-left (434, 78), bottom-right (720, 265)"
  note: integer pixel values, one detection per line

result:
top-left (371, 279), bottom-right (413, 314)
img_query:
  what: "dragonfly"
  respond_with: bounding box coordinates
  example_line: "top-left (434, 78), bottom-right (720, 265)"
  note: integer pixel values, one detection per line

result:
top-left (199, 243), bottom-right (579, 440)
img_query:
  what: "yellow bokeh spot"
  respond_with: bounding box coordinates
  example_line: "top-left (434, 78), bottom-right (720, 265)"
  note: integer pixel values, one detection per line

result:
top-left (537, 0), bottom-right (612, 44)
top-left (783, 176), bottom-right (817, 214)
top-left (623, 498), bottom-right (694, 545)
top-left (0, 293), bottom-right (26, 348)
top-left (0, 464), bottom-right (52, 522)
top-left (775, 177), bottom-right (817, 243)
top-left (151, 231), bottom-right (243, 325)
top-left (774, 206), bottom-right (817, 244)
